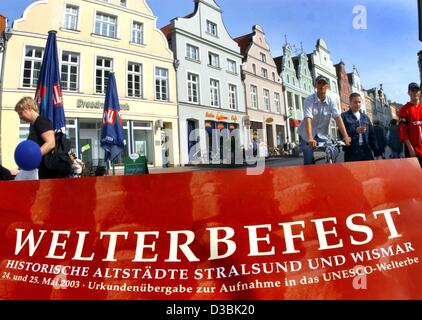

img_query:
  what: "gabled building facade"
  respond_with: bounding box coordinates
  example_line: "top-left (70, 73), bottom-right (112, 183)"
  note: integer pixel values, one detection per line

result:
top-left (0, 0), bottom-right (179, 169)
top-left (389, 102), bottom-right (402, 120)
top-left (334, 61), bottom-right (351, 112)
top-left (307, 39), bottom-right (341, 138)
top-left (365, 85), bottom-right (393, 127)
top-left (274, 43), bottom-right (313, 143)
top-left (363, 89), bottom-right (374, 122)
top-left (347, 65), bottom-right (366, 113)
top-left (234, 25), bottom-right (286, 150)
top-left (162, 0), bottom-right (246, 165)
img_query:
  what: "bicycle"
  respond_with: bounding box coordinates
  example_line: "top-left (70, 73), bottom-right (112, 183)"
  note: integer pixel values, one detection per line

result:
top-left (312, 140), bottom-right (346, 164)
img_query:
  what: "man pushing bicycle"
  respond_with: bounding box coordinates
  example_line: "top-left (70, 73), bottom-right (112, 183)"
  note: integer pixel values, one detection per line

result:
top-left (297, 75), bottom-right (351, 165)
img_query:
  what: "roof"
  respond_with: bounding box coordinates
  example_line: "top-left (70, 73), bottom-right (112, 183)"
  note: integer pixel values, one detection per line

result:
top-left (273, 56), bottom-right (283, 74)
top-left (233, 33), bottom-right (253, 57)
top-left (0, 15), bottom-right (6, 34)
top-left (292, 56), bottom-right (300, 77)
top-left (160, 12), bottom-right (196, 41)
top-left (347, 73), bottom-right (353, 86)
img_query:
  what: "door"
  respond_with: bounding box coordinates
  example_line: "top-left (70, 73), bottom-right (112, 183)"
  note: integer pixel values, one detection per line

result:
top-left (266, 124), bottom-right (274, 148)
top-left (187, 120), bottom-right (198, 161)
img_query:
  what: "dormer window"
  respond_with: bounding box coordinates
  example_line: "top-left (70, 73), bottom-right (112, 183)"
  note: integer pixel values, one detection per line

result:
top-left (260, 52), bottom-right (266, 63)
top-left (206, 20), bottom-right (218, 36)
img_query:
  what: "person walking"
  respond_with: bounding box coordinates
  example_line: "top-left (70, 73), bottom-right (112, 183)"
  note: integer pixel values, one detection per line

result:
top-left (399, 82), bottom-right (422, 167)
top-left (341, 93), bottom-right (376, 162)
top-left (386, 119), bottom-right (403, 159)
top-left (372, 119), bottom-right (386, 160)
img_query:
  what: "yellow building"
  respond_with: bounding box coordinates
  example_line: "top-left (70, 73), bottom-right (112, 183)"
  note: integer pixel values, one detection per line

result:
top-left (0, 0), bottom-right (179, 170)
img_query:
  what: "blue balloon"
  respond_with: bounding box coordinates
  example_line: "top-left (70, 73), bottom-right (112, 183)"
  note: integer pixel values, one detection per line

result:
top-left (14, 140), bottom-right (42, 171)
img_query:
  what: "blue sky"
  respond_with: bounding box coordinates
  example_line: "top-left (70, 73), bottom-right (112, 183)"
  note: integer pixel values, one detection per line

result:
top-left (0, 0), bottom-right (420, 103)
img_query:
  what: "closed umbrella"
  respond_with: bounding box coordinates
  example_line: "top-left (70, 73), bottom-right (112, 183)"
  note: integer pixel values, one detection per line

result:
top-left (100, 72), bottom-right (125, 174)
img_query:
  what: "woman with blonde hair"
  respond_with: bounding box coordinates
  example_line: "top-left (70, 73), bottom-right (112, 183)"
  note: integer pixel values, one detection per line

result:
top-left (15, 97), bottom-right (56, 179)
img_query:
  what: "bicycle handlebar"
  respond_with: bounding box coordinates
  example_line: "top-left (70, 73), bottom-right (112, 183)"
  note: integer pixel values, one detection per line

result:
top-left (316, 140), bottom-right (346, 148)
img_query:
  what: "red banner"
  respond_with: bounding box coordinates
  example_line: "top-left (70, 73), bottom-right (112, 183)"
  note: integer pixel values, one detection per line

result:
top-left (0, 159), bottom-right (421, 300)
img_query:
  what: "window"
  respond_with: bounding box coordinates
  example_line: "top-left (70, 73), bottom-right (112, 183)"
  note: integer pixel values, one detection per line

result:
top-left (206, 20), bottom-right (218, 36)
top-left (286, 74), bottom-right (290, 83)
top-left (263, 89), bottom-right (270, 111)
top-left (295, 94), bottom-right (300, 110)
top-left (208, 52), bottom-right (220, 68)
top-left (187, 73), bottom-right (199, 103)
top-left (260, 52), bottom-right (266, 63)
top-left (228, 84), bottom-right (237, 110)
top-left (120, 0), bottom-right (127, 7)
top-left (186, 44), bottom-right (199, 61)
top-left (155, 67), bottom-right (169, 101)
top-left (210, 79), bottom-right (220, 107)
top-left (261, 68), bottom-right (268, 79)
top-left (227, 59), bottom-right (237, 74)
top-left (287, 92), bottom-right (293, 110)
top-left (127, 62), bottom-right (143, 98)
top-left (250, 85), bottom-right (258, 109)
top-left (274, 92), bottom-right (281, 113)
top-left (96, 57), bottom-right (113, 94)
top-left (272, 72), bottom-right (276, 82)
top-left (331, 80), bottom-right (338, 93)
top-left (95, 12), bottom-right (117, 38)
top-left (61, 51), bottom-right (79, 91)
top-left (63, 4), bottom-right (79, 30)
top-left (252, 63), bottom-right (256, 75)
top-left (22, 46), bottom-right (43, 88)
top-left (19, 120), bottom-right (30, 142)
top-left (132, 22), bottom-right (144, 44)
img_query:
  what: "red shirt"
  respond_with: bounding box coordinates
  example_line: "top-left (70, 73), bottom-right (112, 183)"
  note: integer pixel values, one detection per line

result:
top-left (398, 101), bottom-right (422, 157)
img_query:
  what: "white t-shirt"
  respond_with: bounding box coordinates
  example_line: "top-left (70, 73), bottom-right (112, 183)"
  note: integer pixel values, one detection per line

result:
top-left (353, 111), bottom-right (361, 121)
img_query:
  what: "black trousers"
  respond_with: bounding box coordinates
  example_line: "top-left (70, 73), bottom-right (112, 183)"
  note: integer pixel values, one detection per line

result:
top-left (344, 145), bottom-right (374, 162)
top-left (404, 147), bottom-right (422, 168)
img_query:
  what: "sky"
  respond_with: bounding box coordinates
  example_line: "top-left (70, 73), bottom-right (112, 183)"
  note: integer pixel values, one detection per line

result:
top-left (0, 0), bottom-right (420, 104)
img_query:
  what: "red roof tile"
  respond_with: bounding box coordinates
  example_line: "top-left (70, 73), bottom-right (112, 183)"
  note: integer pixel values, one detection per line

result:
top-left (233, 33), bottom-right (253, 57)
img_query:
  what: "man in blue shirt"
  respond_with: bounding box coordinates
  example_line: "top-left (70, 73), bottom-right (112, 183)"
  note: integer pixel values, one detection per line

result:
top-left (341, 93), bottom-right (376, 162)
top-left (297, 75), bottom-right (351, 165)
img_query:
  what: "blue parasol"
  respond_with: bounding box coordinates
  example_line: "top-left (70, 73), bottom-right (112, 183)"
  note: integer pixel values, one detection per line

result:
top-left (35, 30), bottom-right (66, 132)
top-left (100, 72), bottom-right (125, 163)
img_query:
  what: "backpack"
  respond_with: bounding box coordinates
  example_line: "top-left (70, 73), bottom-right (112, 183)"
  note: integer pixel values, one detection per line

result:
top-left (43, 132), bottom-right (73, 178)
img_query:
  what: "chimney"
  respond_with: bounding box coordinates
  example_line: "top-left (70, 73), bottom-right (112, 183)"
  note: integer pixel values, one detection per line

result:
top-left (0, 15), bottom-right (6, 35)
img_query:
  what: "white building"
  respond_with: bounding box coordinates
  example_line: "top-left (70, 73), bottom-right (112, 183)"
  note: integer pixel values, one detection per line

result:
top-left (161, 0), bottom-right (246, 165)
top-left (348, 65), bottom-right (367, 113)
top-left (307, 38), bottom-right (341, 138)
top-left (234, 25), bottom-right (287, 152)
